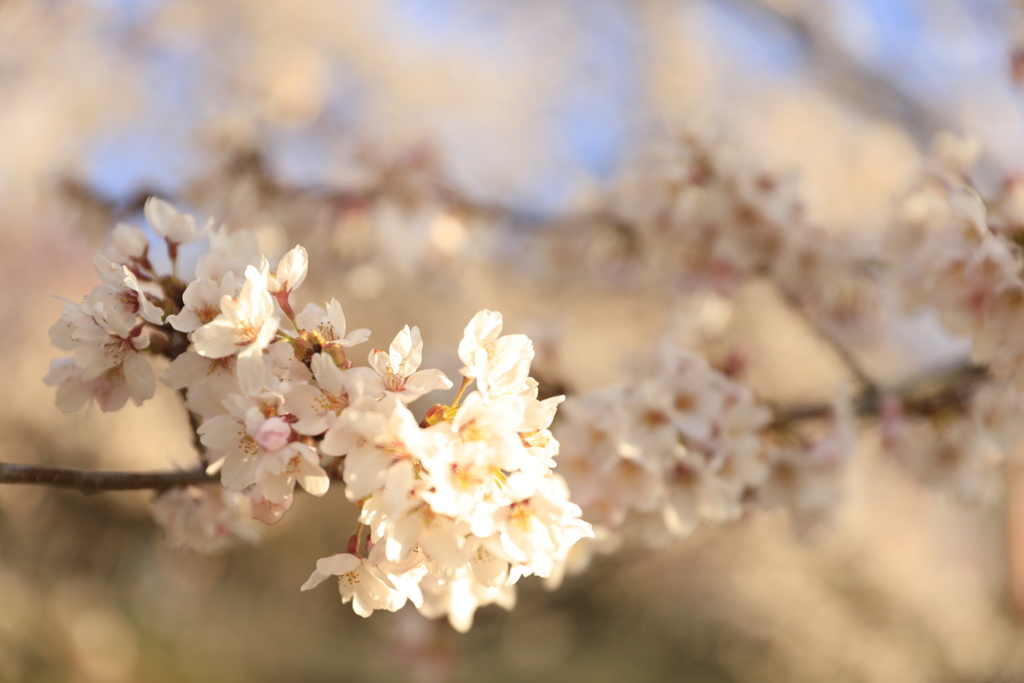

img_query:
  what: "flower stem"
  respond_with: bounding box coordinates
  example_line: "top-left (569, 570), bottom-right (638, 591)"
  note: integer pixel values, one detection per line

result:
top-left (451, 377), bottom-right (473, 408)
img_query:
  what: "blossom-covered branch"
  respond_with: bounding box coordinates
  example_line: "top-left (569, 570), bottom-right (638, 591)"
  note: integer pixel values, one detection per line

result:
top-left (35, 125), bottom-right (1024, 633)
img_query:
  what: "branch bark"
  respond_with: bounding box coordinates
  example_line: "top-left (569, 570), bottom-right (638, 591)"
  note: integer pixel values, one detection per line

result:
top-left (0, 463), bottom-right (217, 495)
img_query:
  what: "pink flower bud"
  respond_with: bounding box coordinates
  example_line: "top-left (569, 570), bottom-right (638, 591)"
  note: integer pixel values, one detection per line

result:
top-left (255, 416), bottom-right (293, 452)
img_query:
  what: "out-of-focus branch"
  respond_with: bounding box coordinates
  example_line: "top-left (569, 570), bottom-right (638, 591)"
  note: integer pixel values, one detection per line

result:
top-left (772, 361), bottom-right (988, 426)
top-left (773, 281), bottom-right (879, 397)
top-left (0, 462), bottom-right (217, 494)
top-left (715, 0), bottom-right (945, 146)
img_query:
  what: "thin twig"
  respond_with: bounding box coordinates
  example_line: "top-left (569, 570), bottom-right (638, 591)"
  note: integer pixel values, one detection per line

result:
top-left (773, 281), bottom-right (879, 396)
top-left (179, 388), bottom-right (208, 467)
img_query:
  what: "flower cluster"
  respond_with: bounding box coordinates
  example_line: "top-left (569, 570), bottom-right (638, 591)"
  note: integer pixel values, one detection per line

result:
top-left (887, 137), bottom-right (1024, 389)
top-left (150, 484), bottom-right (247, 553)
top-left (556, 343), bottom-right (856, 569)
top-left (45, 200), bottom-right (591, 630)
top-left (880, 379), bottom-right (1024, 503)
top-left (580, 132), bottom-right (879, 329)
top-left (301, 310), bottom-right (592, 631)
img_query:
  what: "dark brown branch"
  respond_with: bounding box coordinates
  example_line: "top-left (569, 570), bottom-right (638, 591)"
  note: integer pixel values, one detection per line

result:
top-left (0, 462), bottom-right (217, 495)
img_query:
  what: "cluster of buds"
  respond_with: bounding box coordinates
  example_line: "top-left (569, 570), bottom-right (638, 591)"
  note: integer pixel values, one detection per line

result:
top-left (45, 199), bottom-right (591, 631)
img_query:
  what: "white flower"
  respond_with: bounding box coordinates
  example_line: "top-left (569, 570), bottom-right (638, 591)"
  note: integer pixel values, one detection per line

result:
top-left (372, 502), bottom-right (469, 567)
top-left (43, 357), bottom-right (132, 414)
top-left (267, 245), bottom-right (308, 294)
top-left (192, 265), bottom-right (279, 395)
top-left (167, 274), bottom-right (241, 333)
top-left (85, 255), bottom-right (164, 325)
top-left (471, 474), bottom-right (593, 579)
top-left (73, 325), bottom-right (154, 408)
top-left (418, 565), bottom-right (516, 633)
top-left (108, 223), bottom-right (149, 264)
top-left (341, 398), bottom-right (438, 501)
top-left (255, 438), bottom-right (329, 503)
top-left (368, 325), bottom-right (453, 403)
top-left (284, 354), bottom-right (376, 437)
top-left (199, 398), bottom-right (330, 502)
top-left (144, 196), bottom-right (209, 245)
top-left (160, 350), bottom-right (235, 391)
top-left (300, 551), bottom-right (403, 618)
top-left (458, 310), bottom-right (534, 398)
top-left (195, 224), bottom-right (262, 282)
top-left (151, 485), bottom-right (241, 553)
top-left (295, 299), bottom-right (370, 348)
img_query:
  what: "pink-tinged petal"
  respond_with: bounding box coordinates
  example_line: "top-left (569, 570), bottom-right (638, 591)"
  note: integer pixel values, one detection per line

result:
top-left (285, 384), bottom-right (330, 435)
top-left (124, 275), bottom-right (165, 326)
top-left (317, 553), bottom-right (361, 576)
top-left (94, 379), bottom-right (131, 413)
top-left (167, 308), bottom-right (202, 333)
top-left (325, 299), bottom-right (348, 337)
top-left (192, 319), bottom-right (240, 358)
top-left (401, 369), bottom-right (453, 399)
top-left (130, 331), bottom-right (151, 352)
top-left (350, 593), bottom-right (374, 618)
top-left (469, 505), bottom-right (504, 538)
top-left (199, 415), bottom-right (246, 452)
top-left (320, 420), bottom-right (358, 456)
top-left (145, 196), bottom-right (201, 244)
top-left (220, 448), bottom-right (259, 491)
top-left (254, 316), bottom-right (279, 349)
top-left (389, 325), bottom-right (422, 374)
top-left (254, 416), bottom-right (292, 452)
top-left (258, 471), bottom-right (294, 503)
top-left (250, 485), bottom-right (293, 525)
top-left (274, 245), bottom-right (308, 292)
top-left (235, 347), bottom-right (267, 396)
top-left (54, 378), bottom-right (92, 414)
top-left (309, 354), bottom-right (346, 394)
top-left (447, 584), bottom-right (478, 634)
top-left (297, 459), bottom-right (330, 497)
top-left (123, 352), bottom-right (156, 404)
top-left (382, 460), bottom-right (415, 511)
top-left (369, 349), bottom-right (390, 378)
top-left (458, 309), bottom-right (503, 372)
top-left (470, 548), bottom-right (509, 587)
top-left (182, 278), bottom-right (222, 310)
top-left (386, 512), bottom-right (423, 562)
top-left (300, 569), bottom-right (331, 591)
top-left (343, 448), bottom-right (389, 500)
top-left (294, 302), bottom-right (326, 333)
top-left (418, 518), bottom-right (467, 567)
top-left (341, 328), bottom-right (370, 347)
top-left (160, 351), bottom-right (211, 390)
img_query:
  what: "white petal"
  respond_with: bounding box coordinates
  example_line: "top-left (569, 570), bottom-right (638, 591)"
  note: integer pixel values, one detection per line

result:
top-left (160, 351), bottom-right (211, 390)
top-left (300, 569), bottom-right (331, 591)
top-left (236, 347), bottom-right (267, 395)
top-left (316, 553), bottom-right (361, 576)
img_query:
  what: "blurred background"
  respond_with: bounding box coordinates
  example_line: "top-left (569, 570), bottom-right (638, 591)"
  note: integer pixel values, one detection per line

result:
top-left (2, 0), bottom-right (1024, 680)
